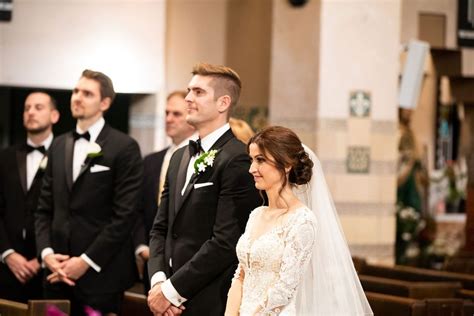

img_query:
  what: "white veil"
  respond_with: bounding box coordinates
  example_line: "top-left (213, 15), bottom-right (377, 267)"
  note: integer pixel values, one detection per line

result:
top-left (293, 145), bottom-right (373, 315)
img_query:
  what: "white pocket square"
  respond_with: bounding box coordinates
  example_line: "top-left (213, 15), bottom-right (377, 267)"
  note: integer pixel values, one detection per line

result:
top-left (90, 164), bottom-right (110, 173)
top-left (194, 182), bottom-right (214, 189)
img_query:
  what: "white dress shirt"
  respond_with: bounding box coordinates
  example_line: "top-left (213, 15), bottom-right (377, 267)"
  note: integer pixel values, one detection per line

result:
top-left (41, 118), bottom-right (105, 272)
top-left (1, 134), bottom-right (53, 263)
top-left (151, 123), bottom-right (230, 307)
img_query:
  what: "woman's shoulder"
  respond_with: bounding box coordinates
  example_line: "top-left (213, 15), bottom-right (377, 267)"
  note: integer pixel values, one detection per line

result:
top-left (292, 205), bottom-right (317, 227)
top-left (249, 205), bottom-right (266, 219)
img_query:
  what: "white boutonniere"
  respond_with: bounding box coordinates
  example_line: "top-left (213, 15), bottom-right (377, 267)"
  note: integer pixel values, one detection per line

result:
top-left (38, 156), bottom-right (48, 171)
top-left (194, 149), bottom-right (219, 174)
top-left (86, 142), bottom-right (102, 158)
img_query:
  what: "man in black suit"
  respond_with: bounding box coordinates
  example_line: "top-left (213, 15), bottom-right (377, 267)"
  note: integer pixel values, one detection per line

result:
top-left (147, 63), bottom-right (260, 315)
top-left (35, 70), bottom-right (143, 315)
top-left (134, 90), bottom-right (196, 293)
top-left (0, 91), bottom-right (59, 302)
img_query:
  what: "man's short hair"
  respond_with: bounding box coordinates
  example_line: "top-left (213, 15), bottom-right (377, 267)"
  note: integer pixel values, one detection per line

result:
top-left (81, 69), bottom-right (116, 103)
top-left (191, 63), bottom-right (241, 108)
top-left (27, 90), bottom-right (58, 110)
top-left (167, 90), bottom-right (187, 101)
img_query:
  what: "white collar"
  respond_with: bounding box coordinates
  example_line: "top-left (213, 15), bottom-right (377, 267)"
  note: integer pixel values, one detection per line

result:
top-left (27, 133), bottom-right (54, 150)
top-left (76, 117), bottom-right (105, 143)
top-left (200, 123), bottom-right (230, 152)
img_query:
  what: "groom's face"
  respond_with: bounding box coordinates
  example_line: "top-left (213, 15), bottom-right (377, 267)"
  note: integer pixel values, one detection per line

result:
top-left (185, 75), bottom-right (221, 128)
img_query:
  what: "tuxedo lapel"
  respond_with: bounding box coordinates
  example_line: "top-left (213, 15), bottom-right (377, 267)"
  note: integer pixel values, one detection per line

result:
top-left (174, 149), bottom-right (191, 214)
top-left (74, 124), bottom-right (109, 183)
top-left (16, 146), bottom-right (27, 194)
top-left (174, 129), bottom-right (236, 215)
top-left (210, 129), bottom-right (234, 151)
top-left (65, 133), bottom-right (74, 191)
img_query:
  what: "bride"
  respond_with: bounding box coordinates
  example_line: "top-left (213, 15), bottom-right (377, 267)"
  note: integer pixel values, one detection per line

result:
top-left (225, 126), bottom-right (373, 315)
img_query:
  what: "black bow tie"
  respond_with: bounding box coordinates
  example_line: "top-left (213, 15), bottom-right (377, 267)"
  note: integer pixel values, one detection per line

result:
top-left (26, 144), bottom-right (46, 155)
top-left (188, 139), bottom-right (203, 157)
top-left (73, 131), bottom-right (91, 142)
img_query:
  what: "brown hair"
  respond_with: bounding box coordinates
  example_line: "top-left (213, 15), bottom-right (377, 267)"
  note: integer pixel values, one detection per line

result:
top-left (81, 69), bottom-right (116, 103)
top-left (191, 62), bottom-right (241, 108)
top-left (248, 126), bottom-right (313, 193)
top-left (27, 90), bottom-right (57, 110)
top-left (167, 90), bottom-right (187, 101)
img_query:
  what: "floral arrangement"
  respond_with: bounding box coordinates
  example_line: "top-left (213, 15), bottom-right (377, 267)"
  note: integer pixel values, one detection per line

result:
top-left (396, 204), bottom-right (436, 267)
top-left (194, 149), bottom-right (218, 174)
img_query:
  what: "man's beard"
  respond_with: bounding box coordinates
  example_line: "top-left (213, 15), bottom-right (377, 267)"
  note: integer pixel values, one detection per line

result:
top-left (26, 124), bottom-right (49, 134)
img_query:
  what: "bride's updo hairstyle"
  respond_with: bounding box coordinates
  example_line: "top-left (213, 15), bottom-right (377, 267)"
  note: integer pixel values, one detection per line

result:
top-left (247, 126), bottom-right (313, 189)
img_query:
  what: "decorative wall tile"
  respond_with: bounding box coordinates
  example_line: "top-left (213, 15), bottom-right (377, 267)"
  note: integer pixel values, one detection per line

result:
top-left (349, 90), bottom-right (371, 117)
top-left (347, 146), bottom-right (371, 173)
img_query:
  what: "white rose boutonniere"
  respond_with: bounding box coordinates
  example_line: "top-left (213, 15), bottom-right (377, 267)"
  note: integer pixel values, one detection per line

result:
top-left (86, 142), bottom-right (103, 158)
top-left (194, 149), bottom-right (219, 174)
top-left (39, 156), bottom-right (48, 171)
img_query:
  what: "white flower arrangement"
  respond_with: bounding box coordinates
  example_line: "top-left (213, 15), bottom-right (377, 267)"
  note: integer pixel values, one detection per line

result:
top-left (86, 142), bottom-right (102, 158)
top-left (194, 149), bottom-right (218, 174)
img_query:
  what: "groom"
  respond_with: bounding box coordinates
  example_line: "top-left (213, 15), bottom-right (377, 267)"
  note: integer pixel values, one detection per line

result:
top-left (147, 63), bottom-right (260, 315)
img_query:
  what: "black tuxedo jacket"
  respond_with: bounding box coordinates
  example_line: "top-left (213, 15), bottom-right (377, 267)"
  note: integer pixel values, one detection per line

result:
top-left (148, 129), bottom-right (260, 315)
top-left (0, 144), bottom-right (45, 260)
top-left (0, 144), bottom-right (45, 300)
top-left (35, 124), bottom-right (143, 295)
top-left (134, 148), bottom-right (168, 247)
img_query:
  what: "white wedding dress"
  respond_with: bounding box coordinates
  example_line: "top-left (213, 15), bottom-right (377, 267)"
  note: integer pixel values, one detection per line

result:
top-left (234, 206), bottom-right (317, 315)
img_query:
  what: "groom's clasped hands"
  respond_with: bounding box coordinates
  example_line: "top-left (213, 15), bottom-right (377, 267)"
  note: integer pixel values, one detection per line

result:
top-left (148, 283), bottom-right (185, 316)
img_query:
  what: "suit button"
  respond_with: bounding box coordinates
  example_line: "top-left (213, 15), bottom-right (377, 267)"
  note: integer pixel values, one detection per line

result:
top-left (172, 233), bottom-right (178, 239)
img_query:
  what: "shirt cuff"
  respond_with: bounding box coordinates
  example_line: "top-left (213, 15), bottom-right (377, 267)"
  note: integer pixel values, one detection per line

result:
top-left (80, 253), bottom-right (101, 272)
top-left (1, 249), bottom-right (15, 263)
top-left (161, 279), bottom-right (187, 307)
top-left (150, 271), bottom-right (167, 288)
top-left (135, 244), bottom-right (149, 257)
top-left (41, 247), bottom-right (54, 261)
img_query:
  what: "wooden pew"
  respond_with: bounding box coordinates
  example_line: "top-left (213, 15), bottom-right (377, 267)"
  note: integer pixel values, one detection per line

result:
top-left (122, 291), bottom-right (153, 316)
top-left (366, 292), bottom-right (425, 316)
top-left (27, 300), bottom-right (70, 316)
top-left (457, 288), bottom-right (474, 300)
top-left (360, 263), bottom-right (474, 290)
top-left (0, 299), bottom-right (69, 316)
top-left (0, 299), bottom-right (28, 316)
top-left (366, 292), bottom-right (474, 316)
top-left (360, 275), bottom-right (461, 299)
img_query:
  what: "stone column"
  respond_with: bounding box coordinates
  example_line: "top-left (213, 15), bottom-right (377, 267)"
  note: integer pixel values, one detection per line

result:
top-left (269, 0), bottom-right (401, 263)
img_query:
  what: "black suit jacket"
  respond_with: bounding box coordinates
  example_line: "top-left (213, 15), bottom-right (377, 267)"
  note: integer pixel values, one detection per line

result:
top-left (148, 129), bottom-right (260, 315)
top-left (35, 124), bottom-right (143, 295)
top-left (134, 148), bottom-right (168, 248)
top-left (0, 144), bottom-right (45, 300)
top-left (0, 144), bottom-right (45, 260)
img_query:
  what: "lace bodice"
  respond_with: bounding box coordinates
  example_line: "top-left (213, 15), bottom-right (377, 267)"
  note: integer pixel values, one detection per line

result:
top-left (234, 206), bottom-right (317, 315)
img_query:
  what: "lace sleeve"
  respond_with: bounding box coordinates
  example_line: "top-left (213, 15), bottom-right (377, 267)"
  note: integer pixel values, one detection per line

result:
top-left (258, 216), bottom-right (316, 315)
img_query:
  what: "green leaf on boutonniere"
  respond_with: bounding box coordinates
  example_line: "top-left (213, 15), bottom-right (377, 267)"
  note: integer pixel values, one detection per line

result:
top-left (86, 142), bottom-right (103, 158)
top-left (194, 149), bottom-right (219, 174)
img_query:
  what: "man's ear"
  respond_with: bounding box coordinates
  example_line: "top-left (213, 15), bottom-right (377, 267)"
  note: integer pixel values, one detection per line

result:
top-left (100, 97), bottom-right (112, 112)
top-left (217, 95), bottom-right (231, 114)
top-left (50, 110), bottom-right (60, 125)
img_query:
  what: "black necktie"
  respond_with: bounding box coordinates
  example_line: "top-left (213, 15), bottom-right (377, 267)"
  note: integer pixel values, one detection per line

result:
top-left (26, 144), bottom-right (46, 155)
top-left (188, 139), bottom-right (203, 157)
top-left (73, 131), bottom-right (91, 141)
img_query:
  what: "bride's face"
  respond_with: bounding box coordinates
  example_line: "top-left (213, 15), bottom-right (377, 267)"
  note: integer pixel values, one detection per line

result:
top-left (248, 143), bottom-right (283, 191)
